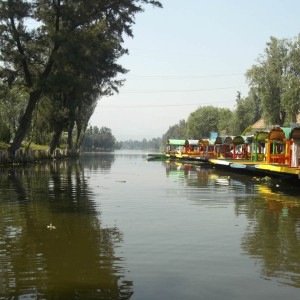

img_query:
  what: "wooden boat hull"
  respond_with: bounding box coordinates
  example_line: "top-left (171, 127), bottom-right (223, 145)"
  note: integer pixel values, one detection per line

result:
top-left (208, 158), bottom-right (300, 181)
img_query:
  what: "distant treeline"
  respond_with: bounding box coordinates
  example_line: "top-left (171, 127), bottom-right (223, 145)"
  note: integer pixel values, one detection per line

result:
top-left (81, 126), bottom-right (162, 151)
top-left (81, 126), bottom-right (117, 151)
top-left (119, 138), bottom-right (162, 150)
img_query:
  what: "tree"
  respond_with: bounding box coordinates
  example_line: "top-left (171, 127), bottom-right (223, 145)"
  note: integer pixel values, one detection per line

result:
top-left (0, 84), bottom-right (27, 141)
top-left (97, 127), bottom-right (116, 150)
top-left (230, 91), bottom-right (261, 135)
top-left (119, 137), bottom-right (161, 150)
top-left (217, 107), bottom-right (234, 135)
top-left (81, 126), bottom-right (116, 151)
top-left (282, 35), bottom-right (300, 125)
top-left (246, 37), bottom-right (290, 126)
top-left (162, 119), bottom-right (187, 141)
top-left (187, 106), bottom-right (219, 138)
top-left (0, 0), bottom-right (162, 156)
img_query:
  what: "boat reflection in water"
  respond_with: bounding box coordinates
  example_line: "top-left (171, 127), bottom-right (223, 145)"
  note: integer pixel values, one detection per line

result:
top-left (240, 184), bottom-right (300, 288)
top-left (0, 160), bottom-right (133, 299)
top-left (164, 161), bottom-right (300, 288)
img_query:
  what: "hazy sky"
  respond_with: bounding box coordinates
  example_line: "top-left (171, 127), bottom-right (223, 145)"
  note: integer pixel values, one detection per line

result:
top-left (89, 0), bottom-right (300, 141)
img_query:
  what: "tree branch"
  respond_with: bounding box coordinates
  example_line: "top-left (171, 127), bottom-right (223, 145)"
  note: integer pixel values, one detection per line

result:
top-left (8, 2), bottom-right (32, 87)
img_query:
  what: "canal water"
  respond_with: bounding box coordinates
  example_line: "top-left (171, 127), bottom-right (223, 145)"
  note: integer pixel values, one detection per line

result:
top-left (1, 151), bottom-right (300, 299)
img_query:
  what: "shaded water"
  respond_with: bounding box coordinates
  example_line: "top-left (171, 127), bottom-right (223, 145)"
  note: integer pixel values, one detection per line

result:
top-left (1, 151), bottom-right (300, 299)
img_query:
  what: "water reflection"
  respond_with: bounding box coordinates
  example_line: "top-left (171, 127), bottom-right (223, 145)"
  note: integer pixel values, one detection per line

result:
top-left (80, 152), bottom-right (116, 172)
top-left (164, 161), bottom-right (300, 288)
top-left (240, 184), bottom-right (300, 288)
top-left (0, 160), bottom-right (133, 299)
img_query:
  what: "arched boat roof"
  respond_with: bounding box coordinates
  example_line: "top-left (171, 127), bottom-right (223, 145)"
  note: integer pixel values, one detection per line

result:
top-left (290, 126), bottom-right (300, 140)
top-left (244, 135), bottom-right (254, 143)
top-left (268, 127), bottom-right (291, 141)
top-left (198, 139), bottom-right (210, 146)
top-left (254, 131), bottom-right (269, 142)
top-left (166, 139), bottom-right (186, 146)
top-left (215, 136), bottom-right (226, 145)
top-left (186, 139), bottom-right (199, 146)
top-left (224, 136), bottom-right (234, 145)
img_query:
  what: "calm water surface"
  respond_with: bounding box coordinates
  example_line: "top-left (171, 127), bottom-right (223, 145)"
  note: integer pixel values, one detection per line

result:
top-left (1, 151), bottom-right (300, 299)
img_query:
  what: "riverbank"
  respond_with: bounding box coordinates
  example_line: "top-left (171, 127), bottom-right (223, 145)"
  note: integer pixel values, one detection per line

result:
top-left (0, 148), bottom-right (80, 165)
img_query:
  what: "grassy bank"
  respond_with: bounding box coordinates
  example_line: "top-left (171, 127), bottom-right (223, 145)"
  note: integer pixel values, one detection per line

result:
top-left (0, 142), bottom-right (77, 165)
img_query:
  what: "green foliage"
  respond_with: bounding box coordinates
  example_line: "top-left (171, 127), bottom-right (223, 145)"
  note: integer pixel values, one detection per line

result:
top-left (0, 121), bottom-right (10, 143)
top-left (162, 120), bottom-right (187, 141)
top-left (230, 91), bottom-right (261, 135)
top-left (281, 36), bottom-right (300, 125)
top-left (0, 141), bottom-right (9, 150)
top-left (217, 108), bottom-right (234, 135)
top-left (246, 36), bottom-right (300, 126)
top-left (164, 35), bottom-right (300, 140)
top-left (0, 85), bottom-right (27, 139)
top-left (120, 137), bottom-right (162, 150)
top-left (242, 126), bottom-right (253, 136)
top-left (81, 126), bottom-right (116, 151)
top-left (187, 106), bottom-right (219, 138)
top-left (0, 0), bottom-right (162, 153)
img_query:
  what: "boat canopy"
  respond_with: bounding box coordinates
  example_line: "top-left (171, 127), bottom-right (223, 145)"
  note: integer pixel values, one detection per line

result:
top-left (290, 127), bottom-right (300, 140)
top-left (215, 136), bottom-right (225, 145)
top-left (254, 131), bottom-right (269, 142)
top-left (166, 139), bottom-right (186, 146)
top-left (198, 139), bottom-right (210, 146)
top-left (224, 136), bottom-right (233, 145)
top-left (268, 127), bottom-right (291, 141)
top-left (232, 136), bottom-right (244, 145)
top-left (186, 139), bottom-right (199, 146)
top-left (244, 135), bottom-right (254, 143)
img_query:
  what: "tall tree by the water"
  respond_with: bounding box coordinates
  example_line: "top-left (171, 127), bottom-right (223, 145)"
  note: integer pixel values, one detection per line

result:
top-left (246, 36), bottom-right (300, 126)
top-left (0, 0), bottom-right (162, 155)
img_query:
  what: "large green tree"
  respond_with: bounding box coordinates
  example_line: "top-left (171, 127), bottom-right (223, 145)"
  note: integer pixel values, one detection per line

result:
top-left (187, 106), bottom-right (219, 138)
top-left (162, 119), bottom-right (188, 141)
top-left (246, 37), bottom-right (290, 126)
top-left (231, 91), bottom-right (261, 135)
top-left (81, 125), bottom-right (116, 150)
top-left (217, 107), bottom-right (234, 135)
top-left (0, 0), bottom-right (162, 156)
top-left (282, 35), bottom-right (300, 124)
top-left (0, 84), bottom-right (27, 141)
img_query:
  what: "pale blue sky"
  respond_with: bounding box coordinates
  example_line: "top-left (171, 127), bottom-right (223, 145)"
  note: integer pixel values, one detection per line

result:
top-left (90, 0), bottom-right (300, 141)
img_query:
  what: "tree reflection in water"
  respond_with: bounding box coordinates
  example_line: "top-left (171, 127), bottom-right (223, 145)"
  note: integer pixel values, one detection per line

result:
top-left (165, 161), bottom-right (300, 288)
top-left (239, 184), bottom-right (300, 288)
top-left (0, 159), bottom-right (132, 299)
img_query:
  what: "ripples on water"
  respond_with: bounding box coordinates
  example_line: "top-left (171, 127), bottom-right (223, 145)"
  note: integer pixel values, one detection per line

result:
top-left (0, 151), bottom-right (300, 299)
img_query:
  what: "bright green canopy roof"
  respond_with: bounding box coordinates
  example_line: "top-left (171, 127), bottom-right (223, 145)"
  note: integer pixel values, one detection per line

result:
top-left (254, 131), bottom-right (269, 142)
top-left (166, 139), bottom-right (186, 146)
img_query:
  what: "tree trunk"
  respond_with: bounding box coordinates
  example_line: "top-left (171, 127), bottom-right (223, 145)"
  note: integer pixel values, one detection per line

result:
top-left (67, 121), bottom-right (74, 151)
top-left (75, 121), bottom-right (88, 150)
top-left (8, 90), bottom-right (41, 157)
top-left (49, 129), bottom-right (62, 155)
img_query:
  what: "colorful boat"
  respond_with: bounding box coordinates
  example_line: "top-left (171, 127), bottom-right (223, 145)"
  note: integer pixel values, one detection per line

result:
top-left (147, 127), bottom-right (300, 180)
top-left (208, 126), bottom-right (300, 180)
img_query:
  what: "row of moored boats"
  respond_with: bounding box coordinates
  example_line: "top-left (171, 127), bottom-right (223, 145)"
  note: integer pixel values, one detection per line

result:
top-left (147, 126), bottom-right (300, 181)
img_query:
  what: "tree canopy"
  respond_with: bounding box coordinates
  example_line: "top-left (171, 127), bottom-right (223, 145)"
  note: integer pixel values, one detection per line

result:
top-left (246, 36), bottom-right (300, 126)
top-left (187, 106), bottom-right (220, 139)
top-left (0, 0), bottom-right (162, 155)
top-left (162, 119), bottom-right (187, 141)
top-left (164, 35), bottom-right (300, 142)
